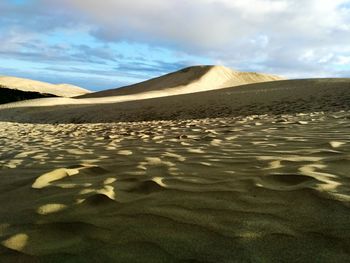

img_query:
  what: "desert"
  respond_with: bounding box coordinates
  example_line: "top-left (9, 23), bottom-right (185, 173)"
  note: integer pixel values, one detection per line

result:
top-left (0, 65), bottom-right (349, 262)
top-left (1, 0), bottom-right (350, 262)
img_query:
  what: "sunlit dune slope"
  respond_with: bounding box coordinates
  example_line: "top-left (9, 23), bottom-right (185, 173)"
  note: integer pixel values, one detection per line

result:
top-left (0, 78), bottom-right (349, 123)
top-left (79, 65), bottom-right (283, 98)
top-left (0, 76), bottom-right (91, 97)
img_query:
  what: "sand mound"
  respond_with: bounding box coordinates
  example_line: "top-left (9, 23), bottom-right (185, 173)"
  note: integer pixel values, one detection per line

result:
top-left (1, 78), bottom-right (349, 123)
top-left (80, 65), bottom-right (283, 98)
top-left (0, 76), bottom-right (91, 97)
top-left (0, 66), bottom-right (282, 108)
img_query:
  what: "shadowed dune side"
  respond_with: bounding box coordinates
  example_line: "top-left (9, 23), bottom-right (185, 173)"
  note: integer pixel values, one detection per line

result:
top-left (0, 76), bottom-right (90, 98)
top-left (0, 78), bottom-right (349, 123)
top-left (0, 86), bottom-right (57, 105)
top-left (78, 65), bottom-right (283, 98)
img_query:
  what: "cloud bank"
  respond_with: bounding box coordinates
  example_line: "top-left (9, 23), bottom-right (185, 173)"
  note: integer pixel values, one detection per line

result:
top-left (0, 0), bottom-right (350, 89)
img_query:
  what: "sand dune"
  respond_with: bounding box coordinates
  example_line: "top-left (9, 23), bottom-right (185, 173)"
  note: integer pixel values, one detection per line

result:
top-left (0, 78), bottom-right (349, 123)
top-left (79, 65), bottom-right (283, 98)
top-left (0, 76), bottom-right (91, 97)
top-left (1, 66), bottom-right (350, 262)
top-left (0, 66), bottom-right (283, 109)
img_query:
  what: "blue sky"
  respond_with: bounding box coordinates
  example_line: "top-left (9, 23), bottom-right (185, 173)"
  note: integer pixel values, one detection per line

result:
top-left (1, 0), bottom-right (350, 91)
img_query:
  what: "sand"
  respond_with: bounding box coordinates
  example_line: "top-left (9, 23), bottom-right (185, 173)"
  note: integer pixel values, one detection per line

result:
top-left (0, 78), bottom-right (349, 123)
top-left (0, 76), bottom-right (91, 97)
top-left (0, 65), bottom-right (283, 110)
top-left (79, 65), bottom-right (283, 98)
top-left (0, 66), bottom-right (350, 262)
top-left (0, 111), bottom-right (349, 262)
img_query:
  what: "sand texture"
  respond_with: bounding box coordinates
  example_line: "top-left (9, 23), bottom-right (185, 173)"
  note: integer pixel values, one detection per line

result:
top-left (0, 76), bottom-right (91, 97)
top-left (1, 66), bottom-right (350, 262)
top-left (0, 78), bottom-right (349, 123)
top-left (0, 112), bottom-right (349, 262)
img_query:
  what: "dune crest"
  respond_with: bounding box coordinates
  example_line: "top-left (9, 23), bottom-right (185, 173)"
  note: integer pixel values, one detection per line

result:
top-left (0, 76), bottom-right (91, 97)
top-left (0, 65), bottom-right (283, 109)
top-left (80, 65), bottom-right (283, 98)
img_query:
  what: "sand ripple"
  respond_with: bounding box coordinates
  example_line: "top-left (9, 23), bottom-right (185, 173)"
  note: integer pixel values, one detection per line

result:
top-left (0, 111), bottom-right (350, 262)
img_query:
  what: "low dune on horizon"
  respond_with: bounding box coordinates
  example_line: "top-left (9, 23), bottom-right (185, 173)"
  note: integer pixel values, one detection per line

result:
top-left (0, 65), bottom-right (283, 110)
top-left (0, 76), bottom-right (91, 102)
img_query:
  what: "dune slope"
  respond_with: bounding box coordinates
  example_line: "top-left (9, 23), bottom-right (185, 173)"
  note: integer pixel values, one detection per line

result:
top-left (0, 78), bottom-right (349, 123)
top-left (79, 65), bottom-right (283, 98)
top-left (0, 76), bottom-right (91, 98)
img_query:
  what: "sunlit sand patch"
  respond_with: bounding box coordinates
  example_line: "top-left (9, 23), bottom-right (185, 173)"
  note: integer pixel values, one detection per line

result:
top-left (211, 139), bottom-right (222, 146)
top-left (162, 152), bottom-right (186, 162)
top-left (264, 160), bottom-right (283, 170)
top-left (32, 165), bottom-right (96, 189)
top-left (199, 162), bottom-right (212, 166)
top-left (152, 135), bottom-right (164, 141)
top-left (152, 177), bottom-right (167, 187)
top-left (117, 150), bottom-right (133, 156)
top-left (66, 149), bottom-right (89, 155)
top-left (79, 188), bottom-right (95, 195)
top-left (252, 141), bottom-right (266, 145)
top-left (32, 168), bottom-right (79, 189)
top-left (79, 185), bottom-right (116, 200)
top-left (299, 164), bottom-right (340, 191)
top-left (2, 233), bottom-right (28, 252)
top-left (104, 177), bottom-right (117, 185)
top-left (97, 185), bottom-right (115, 200)
top-left (32, 153), bottom-right (48, 160)
top-left (37, 203), bottom-right (67, 215)
top-left (329, 141), bottom-right (346, 148)
top-left (187, 148), bottom-right (205, 154)
top-left (75, 198), bottom-right (85, 204)
top-left (5, 159), bottom-right (23, 169)
top-left (226, 135), bottom-right (239, 140)
top-left (106, 146), bottom-right (118, 150)
top-left (145, 157), bottom-right (175, 167)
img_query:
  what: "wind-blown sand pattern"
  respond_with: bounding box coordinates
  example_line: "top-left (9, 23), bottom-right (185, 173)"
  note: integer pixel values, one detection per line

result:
top-left (0, 111), bottom-right (349, 262)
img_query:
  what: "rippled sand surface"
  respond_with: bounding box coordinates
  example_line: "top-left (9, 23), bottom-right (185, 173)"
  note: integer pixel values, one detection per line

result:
top-left (0, 112), bottom-right (350, 262)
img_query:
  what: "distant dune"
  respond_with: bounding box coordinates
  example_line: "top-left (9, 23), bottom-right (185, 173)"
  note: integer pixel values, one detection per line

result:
top-left (0, 76), bottom-right (91, 98)
top-left (0, 65), bottom-right (283, 109)
top-left (0, 85), bottom-right (57, 104)
top-left (79, 65), bottom-right (283, 98)
top-left (0, 78), bottom-right (349, 123)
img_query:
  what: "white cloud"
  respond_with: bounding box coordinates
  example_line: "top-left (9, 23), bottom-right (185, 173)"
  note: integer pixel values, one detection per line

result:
top-left (2, 0), bottom-right (350, 79)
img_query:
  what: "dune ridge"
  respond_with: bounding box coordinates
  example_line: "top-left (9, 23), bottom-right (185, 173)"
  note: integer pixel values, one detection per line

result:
top-left (0, 78), bottom-right (349, 123)
top-left (0, 65), bottom-right (284, 110)
top-left (79, 65), bottom-right (283, 98)
top-left (0, 76), bottom-right (91, 97)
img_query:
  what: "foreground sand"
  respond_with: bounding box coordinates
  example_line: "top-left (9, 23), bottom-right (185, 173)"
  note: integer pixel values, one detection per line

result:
top-left (0, 111), bottom-right (349, 262)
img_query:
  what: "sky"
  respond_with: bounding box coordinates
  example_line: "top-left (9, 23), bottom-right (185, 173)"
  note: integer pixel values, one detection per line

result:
top-left (1, 0), bottom-right (350, 91)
